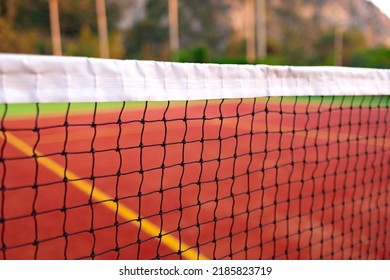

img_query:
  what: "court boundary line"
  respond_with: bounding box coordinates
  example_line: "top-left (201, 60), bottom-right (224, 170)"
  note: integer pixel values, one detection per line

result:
top-left (0, 132), bottom-right (207, 260)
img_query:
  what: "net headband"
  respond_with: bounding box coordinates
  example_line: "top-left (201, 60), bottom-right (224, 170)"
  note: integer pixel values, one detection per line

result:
top-left (1, 54), bottom-right (390, 104)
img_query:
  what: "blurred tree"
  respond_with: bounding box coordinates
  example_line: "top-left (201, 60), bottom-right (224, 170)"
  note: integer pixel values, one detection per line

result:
top-left (0, 18), bottom-right (46, 53)
top-left (0, 0), bottom-right (123, 57)
top-left (313, 28), bottom-right (367, 66)
top-left (58, 0), bottom-right (122, 57)
top-left (349, 47), bottom-right (390, 68)
top-left (265, 4), bottom-right (325, 66)
top-left (178, 44), bottom-right (209, 63)
top-left (342, 29), bottom-right (367, 65)
top-left (13, 0), bottom-right (50, 33)
top-left (178, 0), bottom-right (230, 52)
top-left (123, 1), bottom-right (169, 60)
top-left (123, 0), bottom-right (229, 61)
top-left (313, 31), bottom-right (336, 65)
top-left (0, 0), bottom-right (49, 53)
top-left (0, 0), bottom-right (387, 67)
top-left (64, 25), bottom-right (99, 57)
top-left (0, 0), bottom-right (16, 21)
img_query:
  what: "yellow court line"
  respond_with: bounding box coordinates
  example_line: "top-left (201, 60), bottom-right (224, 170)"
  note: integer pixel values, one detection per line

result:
top-left (0, 132), bottom-right (207, 260)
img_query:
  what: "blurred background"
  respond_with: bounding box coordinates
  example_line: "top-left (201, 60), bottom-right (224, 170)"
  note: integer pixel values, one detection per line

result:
top-left (0, 0), bottom-right (389, 67)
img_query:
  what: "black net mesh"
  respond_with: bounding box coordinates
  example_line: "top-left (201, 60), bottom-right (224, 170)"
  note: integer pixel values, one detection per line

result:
top-left (0, 96), bottom-right (389, 260)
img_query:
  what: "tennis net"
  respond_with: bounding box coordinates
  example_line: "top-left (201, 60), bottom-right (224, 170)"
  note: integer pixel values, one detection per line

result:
top-left (0, 54), bottom-right (389, 260)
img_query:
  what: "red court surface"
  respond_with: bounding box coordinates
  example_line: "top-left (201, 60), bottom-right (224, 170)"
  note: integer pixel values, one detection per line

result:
top-left (0, 99), bottom-right (389, 260)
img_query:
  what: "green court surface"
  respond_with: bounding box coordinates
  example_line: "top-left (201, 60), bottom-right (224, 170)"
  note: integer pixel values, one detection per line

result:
top-left (0, 96), bottom-right (388, 119)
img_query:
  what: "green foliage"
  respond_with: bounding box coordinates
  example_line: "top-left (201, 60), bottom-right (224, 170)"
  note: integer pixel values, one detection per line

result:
top-left (59, 0), bottom-right (97, 37)
top-left (342, 29), bottom-right (368, 65)
top-left (178, 45), bottom-right (209, 63)
top-left (13, 0), bottom-right (50, 33)
top-left (0, 18), bottom-right (50, 54)
top-left (123, 0), bottom-right (229, 61)
top-left (313, 31), bottom-right (336, 65)
top-left (0, 0), bottom-right (388, 68)
top-left (0, 0), bottom-right (51, 54)
top-left (123, 1), bottom-right (169, 60)
top-left (177, 0), bottom-right (230, 51)
top-left (0, 0), bottom-right (121, 57)
top-left (109, 30), bottom-right (125, 59)
top-left (312, 28), bottom-right (367, 66)
top-left (64, 25), bottom-right (99, 57)
top-left (124, 18), bottom-right (169, 60)
top-left (350, 47), bottom-right (390, 68)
